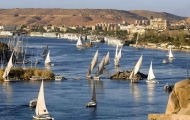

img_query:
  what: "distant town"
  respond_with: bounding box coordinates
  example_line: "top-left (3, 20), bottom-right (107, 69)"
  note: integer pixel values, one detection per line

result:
top-left (0, 16), bottom-right (190, 51)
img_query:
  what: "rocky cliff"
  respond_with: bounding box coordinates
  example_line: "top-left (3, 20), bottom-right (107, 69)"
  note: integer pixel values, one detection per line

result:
top-left (166, 79), bottom-right (190, 114)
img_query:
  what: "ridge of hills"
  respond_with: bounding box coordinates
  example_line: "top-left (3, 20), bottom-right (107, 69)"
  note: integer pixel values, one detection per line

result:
top-left (0, 8), bottom-right (188, 26)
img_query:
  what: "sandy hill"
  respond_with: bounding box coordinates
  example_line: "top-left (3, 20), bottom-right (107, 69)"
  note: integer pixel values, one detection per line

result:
top-left (0, 9), bottom-right (187, 26)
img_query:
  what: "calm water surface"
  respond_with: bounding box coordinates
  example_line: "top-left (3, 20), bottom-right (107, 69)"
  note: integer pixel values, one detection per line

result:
top-left (0, 36), bottom-right (189, 120)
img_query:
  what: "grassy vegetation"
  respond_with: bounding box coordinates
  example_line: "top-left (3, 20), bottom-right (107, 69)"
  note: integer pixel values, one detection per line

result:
top-left (0, 68), bottom-right (55, 81)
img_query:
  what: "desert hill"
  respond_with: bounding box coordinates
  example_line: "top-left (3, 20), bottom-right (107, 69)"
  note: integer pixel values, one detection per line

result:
top-left (0, 9), bottom-right (187, 26)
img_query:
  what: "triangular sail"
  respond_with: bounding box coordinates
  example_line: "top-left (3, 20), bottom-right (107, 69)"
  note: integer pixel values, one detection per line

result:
top-left (95, 57), bottom-right (105, 77)
top-left (168, 47), bottom-right (173, 58)
top-left (2, 52), bottom-right (14, 79)
top-left (35, 80), bottom-right (49, 116)
top-left (114, 45), bottom-right (122, 66)
top-left (104, 51), bottom-right (110, 66)
top-left (45, 50), bottom-right (51, 64)
top-left (129, 70), bottom-right (134, 79)
top-left (129, 55), bottom-right (143, 79)
top-left (90, 50), bottom-right (98, 71)
top-left (76, 36), bottom-right (83, 46)
top-left (117, 47), bottom-right (122, 61)
top-left (147, 61), bottom-right (155, 80)
top-left (91, 81), bottom-right (96, 103)
top-left (134, 55), bottom-right (143, 75)
top-left (86, 50), bottom-right (98, 76)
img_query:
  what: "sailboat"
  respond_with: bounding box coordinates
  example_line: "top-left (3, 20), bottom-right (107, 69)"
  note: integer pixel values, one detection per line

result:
top-left (86, 80), bottom-right (97, 107)
top-left (45, 50), bottom-right (54, 67)
top-left (146, 61), bottom-right (159, 83)
top-left (3, 52), bottom-right (20, 82)
top-left (94, 57), bottom-right (105, 80)
top-left (33, 80), bottom-right (53, 120)
top-left (114, 45), bottom-right (122, 67)
top-left (168, 47), bottom-right (174, 60)
top-left (104, 51), bottom-right (110, 68)
top-left (76, 35), bottom-right (85, 50)
top-left (86, 50), bottom-right (98, 79)
top-left (129, 55), bottom-right (143, 83)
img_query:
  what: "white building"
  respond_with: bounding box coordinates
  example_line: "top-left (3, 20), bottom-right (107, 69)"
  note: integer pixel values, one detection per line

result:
top-left (0, 31), bottom-right (13, 36)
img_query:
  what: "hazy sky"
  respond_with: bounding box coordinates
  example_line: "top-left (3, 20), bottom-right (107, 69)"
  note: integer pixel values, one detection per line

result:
top-left (0, 0), bottom-right (189, 17)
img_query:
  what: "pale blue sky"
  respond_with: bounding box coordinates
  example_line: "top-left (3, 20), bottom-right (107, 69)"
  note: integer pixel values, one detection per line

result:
top-left (0, 0), bottom-right (189, 17)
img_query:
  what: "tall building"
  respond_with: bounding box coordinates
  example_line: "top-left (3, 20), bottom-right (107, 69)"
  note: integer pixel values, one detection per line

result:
top-left (150, 18), bottom-right (167, 30)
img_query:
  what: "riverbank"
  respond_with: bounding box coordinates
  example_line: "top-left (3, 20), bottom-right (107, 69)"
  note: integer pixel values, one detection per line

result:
top-left (130, 43), bottom-right (190, 52)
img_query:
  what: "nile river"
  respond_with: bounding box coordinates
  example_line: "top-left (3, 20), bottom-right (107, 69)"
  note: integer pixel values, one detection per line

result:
top-left (0, 36), bottom-right (189, 120)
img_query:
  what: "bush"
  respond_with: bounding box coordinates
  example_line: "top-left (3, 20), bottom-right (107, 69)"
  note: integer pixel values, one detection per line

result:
top-left (0, 68), bottom-right (55, 81)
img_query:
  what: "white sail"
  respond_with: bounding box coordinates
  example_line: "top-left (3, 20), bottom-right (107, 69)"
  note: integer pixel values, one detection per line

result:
top-left (95, 57), bottom-right (105, 77)
top-left (45, 50), bottom-right (51, 64)
top-left (114, 45), bottom-right (122, 66)
top-left (90, 50), bottom-right (98, 71)
top-left (129, 70), bottom-right (134, 79)
top-left (86, 50), bottom-right (98, 76)
top-left (76, 36), bottom-right (83, 46)
top-left (147, 61), bottom-right (155, 80)
top-left (104, 51), bottom-right (110, 66)
top-left (117, 47), bottom-right (122, 61)
top-left (168, 47), bottom-right (173, 58)
top-left (2, 52), bottom-right (14, 79)
top-left (129, 55), bottom-right (143, 79)
top-left (134, 55), bottom-right (143, 75)
top-left (35, 80), bottom-right (49, 116)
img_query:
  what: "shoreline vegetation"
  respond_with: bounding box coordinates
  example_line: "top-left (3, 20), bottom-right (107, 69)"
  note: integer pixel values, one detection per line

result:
top-left (0, 68), bottom-right (55, 81)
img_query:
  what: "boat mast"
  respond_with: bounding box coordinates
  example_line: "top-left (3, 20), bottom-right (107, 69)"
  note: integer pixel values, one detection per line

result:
top-left (92, 80), bottom-right (96, 103)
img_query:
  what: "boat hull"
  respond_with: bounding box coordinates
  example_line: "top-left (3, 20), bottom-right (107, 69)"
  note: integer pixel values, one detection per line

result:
top-left (146, 80), bottom-right (159, 84)
top-left (162, 59), bottom-right (167, 64)
top-left (76, 46), bottom-right (85, 50)
top-left (4, 78), bottom-right (20, 82)
top-left (33, 115), bottom-right (53, 120)
top-left (45, 63), bottom-right (54, 67)
top-left (30, 76), bottom-right (47, 81)
top-left (86, 76), bottom-right (92, 79)
top-left (54, 76), bottom-right (66, 81)
top-left (168, 57), bottom-right (174, 60)
top-left (93, 77), bottom-right (100, 81)
top-left (86, 101), bottom-right (97, 107)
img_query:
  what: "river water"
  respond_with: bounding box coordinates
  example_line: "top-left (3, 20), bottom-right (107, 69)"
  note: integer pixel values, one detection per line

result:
top-left (0, 36), bottom-right (189, 120)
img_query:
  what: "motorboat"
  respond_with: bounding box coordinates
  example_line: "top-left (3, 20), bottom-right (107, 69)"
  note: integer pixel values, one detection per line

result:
top-left (29, 98), bottom-right (37, 108)
top-left (164, 83), bottom-right (172, 92)
top-left (55, 75), bottom-right (66, 81)
top-left (162, 59), bottom-right (167, 64)
top-left (30, 76), bottom-right (47, 81)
